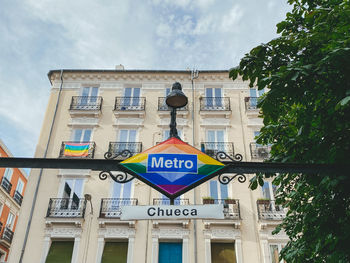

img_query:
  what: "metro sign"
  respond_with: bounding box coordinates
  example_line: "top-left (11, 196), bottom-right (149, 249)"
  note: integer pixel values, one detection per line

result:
top-left (119, 137), bottom-right (225, 198)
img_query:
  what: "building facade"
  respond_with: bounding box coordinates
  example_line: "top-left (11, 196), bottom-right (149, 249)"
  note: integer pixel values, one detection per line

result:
top-left (0, 139), bottom-right (27, 262)
top-left (9, 69), bottom-right (288, 263)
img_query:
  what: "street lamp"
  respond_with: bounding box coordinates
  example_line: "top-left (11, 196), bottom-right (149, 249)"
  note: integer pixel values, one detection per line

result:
top-left (166, 82), bottom-right (188, 139)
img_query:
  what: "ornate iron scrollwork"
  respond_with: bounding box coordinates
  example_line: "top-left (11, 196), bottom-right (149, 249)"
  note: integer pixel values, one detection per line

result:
top-left (99, 149), bottom-right (135, 184)
top-left (216, 151), bottom-right (243, 162)
top-left (215, 151), bottom-right (246, 184)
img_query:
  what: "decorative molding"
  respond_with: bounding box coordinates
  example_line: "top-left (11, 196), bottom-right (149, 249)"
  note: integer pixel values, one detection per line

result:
top-left (200, 117), bottom-right (231, 127)
top-left (45, 227), bottom-right (82, 238)
top-left (203, 228), bottom-right (240, 240)
top-left (152, 220), bottom-right (189, 229)
top-left (57, 169), bottom-right (91, 177)
top-left (157, 117), bottom-right (189, 128)
top-left (152, 228), bottom-right (190, 239)
top-left (98, 226), bottom-right (136, 239)
top-left (68, 117), bottom-right (100, 127)
top-left (113, 117), bottom-right (145, 127)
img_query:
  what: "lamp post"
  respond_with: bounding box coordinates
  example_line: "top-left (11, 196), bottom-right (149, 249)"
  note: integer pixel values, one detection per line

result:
top-left (166, 82), bottom-right (188, 139)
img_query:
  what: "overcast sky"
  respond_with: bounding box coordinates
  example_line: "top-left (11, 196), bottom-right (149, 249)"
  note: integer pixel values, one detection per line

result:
top-left (0, 0), bottom-right (291, 159)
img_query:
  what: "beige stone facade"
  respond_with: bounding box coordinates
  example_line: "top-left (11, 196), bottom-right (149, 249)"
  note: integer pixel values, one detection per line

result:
top-left (9, 69), bottom-right (288, 263)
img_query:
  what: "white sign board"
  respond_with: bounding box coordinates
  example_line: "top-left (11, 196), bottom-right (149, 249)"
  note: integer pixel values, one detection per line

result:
top-left (120, 204), bottom-right (224, 220)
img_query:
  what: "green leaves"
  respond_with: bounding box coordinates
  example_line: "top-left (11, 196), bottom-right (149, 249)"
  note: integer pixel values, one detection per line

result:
top-left (230, 0), bottom-right (350, 261)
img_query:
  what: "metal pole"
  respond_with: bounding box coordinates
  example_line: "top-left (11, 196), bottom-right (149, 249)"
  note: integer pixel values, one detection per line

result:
top-left (169, 107), bottom-right (179, 139)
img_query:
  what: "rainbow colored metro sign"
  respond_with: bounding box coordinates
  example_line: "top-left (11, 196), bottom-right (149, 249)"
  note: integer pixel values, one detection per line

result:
top-left (119, 137), bottom-right (225, 198)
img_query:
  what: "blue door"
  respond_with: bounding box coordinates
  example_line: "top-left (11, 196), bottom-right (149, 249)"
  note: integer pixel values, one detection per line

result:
top-left (159, 242), bottom-right (182, 263)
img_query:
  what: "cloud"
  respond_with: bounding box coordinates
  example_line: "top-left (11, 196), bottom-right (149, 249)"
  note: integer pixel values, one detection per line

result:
top-left (0, 0), bottom-right (292, 157)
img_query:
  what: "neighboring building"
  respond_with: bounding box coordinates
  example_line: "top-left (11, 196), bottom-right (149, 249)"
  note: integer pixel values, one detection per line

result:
top-left (0, 139), bottom-right (27, 262)
top-left (9, 68), bottom-right (288, 263)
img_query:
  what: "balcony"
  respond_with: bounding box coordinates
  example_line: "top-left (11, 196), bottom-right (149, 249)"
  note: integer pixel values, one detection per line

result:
top-left (59, 141), bottom-right (95, 158)
top-left (0, 226), bottom-right (14, 246)
top-left (201, 142), bottom-right (235, 160)
top-left (46, 198), bottom-right (87, 218)
top-left (202, 199), bottom-right (240, 220)
top-left (107, 142), bottom-right (142, 159)
top-left (0, 177), bottom-right (12, 195)
top-left (153, 198), bottom-right (190, 205)
top-left (69, 96), bottom-right (103, 117)
top-left (244, 96), bottom-right (258, 110)
top-left (250, 143), bottom-right (271, 160)
top-left (13, 190), bottom-right (23, 206)
top-left (114, 97), bottom-right (146, 118)
top-left (99, 198), bottom-right (138, 218)
top-left (257, 200), bottom-right (286, 221)
top-left (199, 97), bottom-right (231, 118)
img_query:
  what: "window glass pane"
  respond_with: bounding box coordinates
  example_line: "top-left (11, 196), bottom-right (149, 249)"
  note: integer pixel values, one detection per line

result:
top-left (216, 130), bottom-right (224, 142)
top-left (82, 87), bottom-right (90, 97)
top-left (207, 131), bottom-right (215, 142)
top-left (73, 129), bottom-right (82, 141)
top-left (16, 179), bottom-right (24, 193)
top-left (165, 88), bottom-right (171, 96)
top-left (163, 130), bottom-right (170, 140)
top-left (220, 184), bottom-right (228, 199)
top-left (270, 245), bottom-right (279, 263)
top-left (133, 87), bottom-right (140, 97)
top-left (124, 88), bottom-right (132, 97)
top-left (206, 88), bottom-right (213, 97)
top-left (73, 179), bottom-right (83, 198)
top-left (159, 242), bottom-right (182, 263)
top-left (122, 181), bottom-right (132, 199)
top-left (83, 129), bottom-right (92, 142)
top-left (102, 242), bottom-right (128, 263)
top-left (262, 182), bottom-right (271, 199)
top-left (211, 242), bottom-right (236, 263)
top-left (63, 180), bottom-right (73, 198)
top-left (119, 130), bottom-right (128, 141)
top-left (112, 181), bottom-right (122, 198)
top-left (45, 241), bottom-right (74, 263)
top-left (129, 130), bottom-right (136, 142)
top-left (215, 88), bottom-right (222, 98)
top-left (91, 87), bottom-right (99, 97)
top-left (6, 213), bottom-right (14, 228)
top-left (250, 89), bottom-right (257, 97)
top-left (210, 181), bottom-right (218, 199)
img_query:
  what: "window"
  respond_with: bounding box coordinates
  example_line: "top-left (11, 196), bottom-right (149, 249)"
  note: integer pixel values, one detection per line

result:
top-left (80, 87), bottom-right (99, 105)
top-left (123, 87), bottom-right (140, 106)
top-left (16, 178), bottom-right (24, 194)
top-left (72, 129), bottom-right (92, 142)
top-left (211, 242), bottom-right (236, 263)
top-left (269, 244), bottom-right (285, 263)
top-left (6, 212), bottom-right (15, 230)
top-left (159, 242), bottom-right (182, 263)
top-left (205, 87), bottom-right (222, 108)
top-left (112, 180), bottom-right (133, 199)
top-left (163, 130), bottom-right (182, 140)
top-left (209, 180), bottom-right (228, 200)
top-left (262, 181), bottom-right (277, 200)
top-left (249, 88), bottom-right (265, 107)
top-left (206, 130), bottom-right (225, 152)
top-left (45, 241), bottom-right (74, 263)
top-left (159, 193), bottom-right (181, 205)
top-left (118, 129), bottom-right (137, 152)
top-left (3, 168), bottom-right (13, 181)
top-left (102, 241), bottom-right (128, 263)
top-left (61, 179), bottom-right (83, 209)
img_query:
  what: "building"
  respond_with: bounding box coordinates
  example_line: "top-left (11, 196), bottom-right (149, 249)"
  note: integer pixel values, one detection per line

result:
top-left (9, 68), bottom-right (288, 263)
top-left (0, 139), bottom-right (27, 262)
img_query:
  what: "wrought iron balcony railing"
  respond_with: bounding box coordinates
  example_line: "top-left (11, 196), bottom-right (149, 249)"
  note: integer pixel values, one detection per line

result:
top-left (100, 198), bottom-right (138, 218)
top-left (1, 177), bottom-right (12, 195)
top-left (158, 97), bottom-right (188, 111)
top-left (153, 198), bottom-right (190, 205)
top-left (1, 227), bottom-right (14, 244)
top-left (200, 97), bottom-right (230, 111)
top-left (114, 97), bottom-right (146, 111)
top-left (108, 142), bottom-right (142, 158)
top-left (257, 200), bottom-right (286, 220)
top-left (250, 143), bottom-right (271, 159)
top-left (46, 198), bottom-right (87, 218)
top-left (202, 198), bottom-right (240, 219)
top-left (69, 96), bottom-right (103, 111)
top-left (201, 142), bottom-right (235, 158)
top-left (0, 222), bottom-right (2, 234)
top-left (245, 97), bottom-right (258, 110)
top-left (59, 141), bottom-right (96, 159)
top-left (13, 190), bottom-right (23, 206)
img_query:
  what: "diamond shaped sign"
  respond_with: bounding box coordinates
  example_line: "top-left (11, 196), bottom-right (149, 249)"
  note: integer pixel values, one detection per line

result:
top-left (119, 137), bottom-right (225, 198)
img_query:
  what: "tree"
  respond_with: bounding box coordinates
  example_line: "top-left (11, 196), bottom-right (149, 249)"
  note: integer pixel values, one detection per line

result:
top-left (230, 0), bottom-right (350, 262)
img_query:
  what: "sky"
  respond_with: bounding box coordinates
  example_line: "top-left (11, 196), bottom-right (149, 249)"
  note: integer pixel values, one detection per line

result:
top-left (0, 0), bottom-right (291, 159)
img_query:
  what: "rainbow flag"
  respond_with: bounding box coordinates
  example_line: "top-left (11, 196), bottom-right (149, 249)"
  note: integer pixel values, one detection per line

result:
top-left (120, 137), bottom-right (224, 196)
top-left (64, 142), bottom-right (90, 157)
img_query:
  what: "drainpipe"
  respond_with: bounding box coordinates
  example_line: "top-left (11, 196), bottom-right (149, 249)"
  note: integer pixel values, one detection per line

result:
top-left (191, 69), bottom-right (199, 263)
top-left (19, 70), bottom-right (64, 263)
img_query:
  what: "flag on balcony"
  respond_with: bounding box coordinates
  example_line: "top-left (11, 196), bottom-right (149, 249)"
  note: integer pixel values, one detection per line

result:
top-left (64, 142), bottom-right (90, 157)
